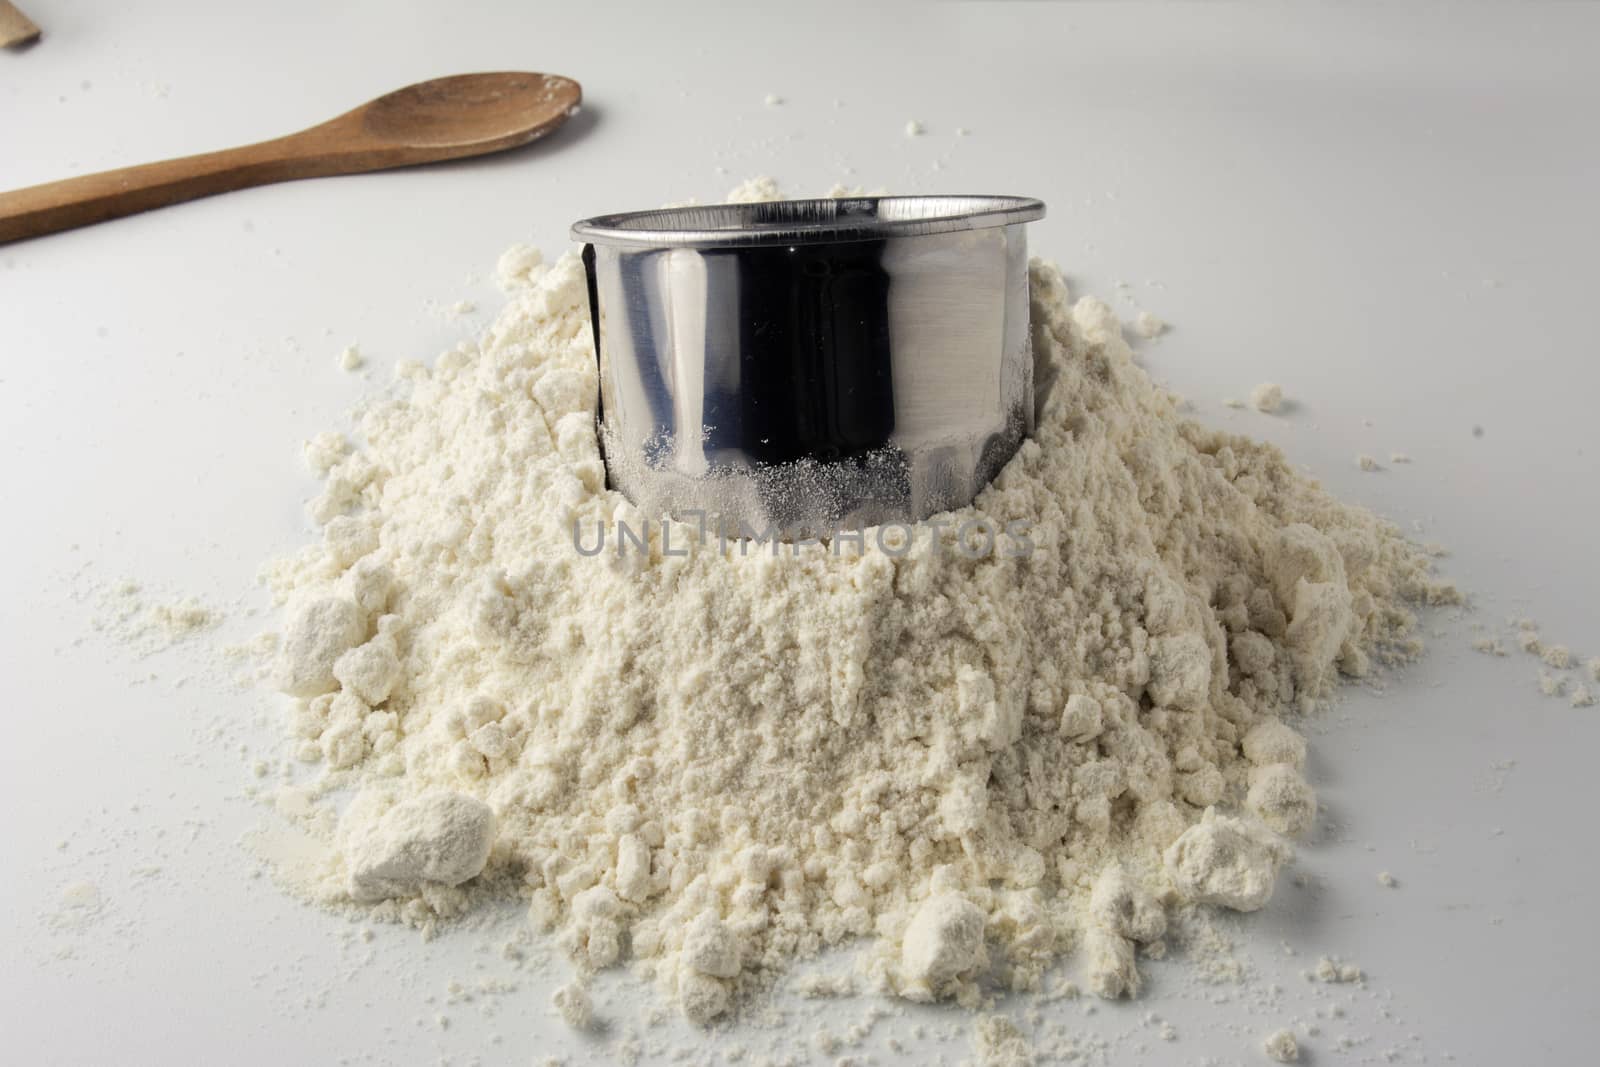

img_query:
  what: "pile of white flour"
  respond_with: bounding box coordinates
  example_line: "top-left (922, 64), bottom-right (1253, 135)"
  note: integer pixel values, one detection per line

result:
top-left (261, 184), bottom-right (1456, 1024)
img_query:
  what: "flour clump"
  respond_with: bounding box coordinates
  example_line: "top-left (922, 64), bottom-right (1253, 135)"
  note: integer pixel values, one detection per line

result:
top-left (260, 180), bottom-right (1455, 1023)
top-left (900, 891), bottom-right (990, 999)
top-left (1132, 310), bottom-right (1167, 339)
top-left (344, 792), bottom-right (496, 903)
top-left (551, 981), bottom-right (593, 1030)
top-left (1246, 764), bottom-right (1317, 837)
top-left (1264, 1028), bottom-right (1300, 1062)
top-left (1251, 382), bottom-right (1286, 412)
top-left (1164, 810), bottom-right (1289, 911)
top-left (275, 596), bottom-right (366, 698)
top-left (1242, 720), bottom-right (1307, 769)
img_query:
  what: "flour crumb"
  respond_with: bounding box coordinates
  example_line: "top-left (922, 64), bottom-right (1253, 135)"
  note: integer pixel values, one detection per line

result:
top-left (1377, 870), bottom-right (1398, 888)
top-left (1264, 1028), bottom-right (1300, 1062)
top-left (338, 344), bottom-right (365, 372)
top-left (971, 1015), bottom-right (1033, 1067)
top-left (900, 892), bottom-right (988, 999)
top-left (148, 597), bottom-right (218, 639)
top-left (1132, 310), bottom-right (1167, 339)
top-left (1571, 685), bottom-right (1595, 708)
top-left (1541, 644), bottom-right (1572, 669)
top-left (1390, 452), bottom-right (1411, 464)
top-left (47, 880), bottom-right (106, 932)
top-left (343, 792), bottom-right (496, 902)
top-left (1313, 956), bottom-right (1363, 983)
top-left (763, 93), bottom-right (783, 106)
top-left (793, 972), bottom-right (855, 998)
top-left (1242, 720), bottom-right (1307, 770)
top-left (302, 431), bottom-right (351, 476)
top-left (494, 244), bottom-right (545, 290)
top-left (273, 596), bottom-right (365, 698)
top-left (905, 119), bottom-right (925, 137)
top-left (552, 981), bottom-right (594, 1030)
top-left (61, 881), bottom-right (101, 908)
top-left (724, 176), bottom-right (782, 203)
top-left (1246, 765), bottom-right (1317, 838)
top-left (1357, 455), bottom-right (1380, 472)
top-left (1165, 811), bottom-right (1289, 912)
top-left (1250, 382), bottom-right (1285, 413)
top-left (1085, 923), bottom-right (1141, 998)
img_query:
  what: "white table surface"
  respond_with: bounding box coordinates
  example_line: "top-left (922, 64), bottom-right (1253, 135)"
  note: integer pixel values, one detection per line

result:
top-left (4, 3), bottom-right (1598, 1063)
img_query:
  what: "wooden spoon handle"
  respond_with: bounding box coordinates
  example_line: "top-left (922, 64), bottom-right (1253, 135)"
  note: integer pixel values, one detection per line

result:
top-left (0, 136), bottom-right (345, 244)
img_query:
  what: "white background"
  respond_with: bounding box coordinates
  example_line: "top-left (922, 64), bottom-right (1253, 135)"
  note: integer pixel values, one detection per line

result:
top-left (3, 2), bottom-right (1598, 1063)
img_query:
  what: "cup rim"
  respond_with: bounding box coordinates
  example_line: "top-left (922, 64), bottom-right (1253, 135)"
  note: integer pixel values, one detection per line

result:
top-left (571, 194), bottom-right (1045, 251)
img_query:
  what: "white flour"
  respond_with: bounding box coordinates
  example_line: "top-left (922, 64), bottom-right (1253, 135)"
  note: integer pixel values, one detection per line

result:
top-left (1250, 382), bottom-right (1285, 413)
top-left (1131, 311), bottom-right (1166, 339)
top-left (260, 182), bottom-right (1456, 1024)
top-left (1263, 1028), bottom-right (1300, 1062)
top-left (88, 579), bottom-right (220, 655)
top-left (1474, 616), bottom-right (1600, 709)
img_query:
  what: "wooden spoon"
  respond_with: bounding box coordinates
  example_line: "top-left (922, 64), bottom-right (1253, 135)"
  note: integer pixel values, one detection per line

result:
top-left (0, 72), bottom-right (582, 245)
top-left (0, 1), bottom-right (43, 47)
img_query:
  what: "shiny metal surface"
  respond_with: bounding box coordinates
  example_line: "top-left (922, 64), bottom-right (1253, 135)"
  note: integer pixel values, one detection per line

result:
top-left (572, 194), bottom-right (1045, 249)
top-left (572, 195), bottom-right (1046, 533)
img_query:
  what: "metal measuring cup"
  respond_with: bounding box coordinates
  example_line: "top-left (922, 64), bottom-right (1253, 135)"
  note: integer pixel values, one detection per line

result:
top-left (572, 194), bottom-right (1046, 535)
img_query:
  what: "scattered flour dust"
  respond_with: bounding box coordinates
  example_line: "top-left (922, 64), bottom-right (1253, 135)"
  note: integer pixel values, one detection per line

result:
top-left (89, 578), bottom-right (221, 655)
top-left (255, 179), bottom-right (1458, 1028)
top-left (1475, 616), bottom-right (1600, 708)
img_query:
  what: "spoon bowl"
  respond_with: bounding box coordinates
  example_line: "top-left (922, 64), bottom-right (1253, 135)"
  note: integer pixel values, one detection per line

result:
top-left (352, 72), bottom-right (581, 152)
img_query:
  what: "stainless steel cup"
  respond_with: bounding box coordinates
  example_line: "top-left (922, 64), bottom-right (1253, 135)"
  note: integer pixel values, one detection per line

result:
top-left (571, 194), bottom-right (1046, 534)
